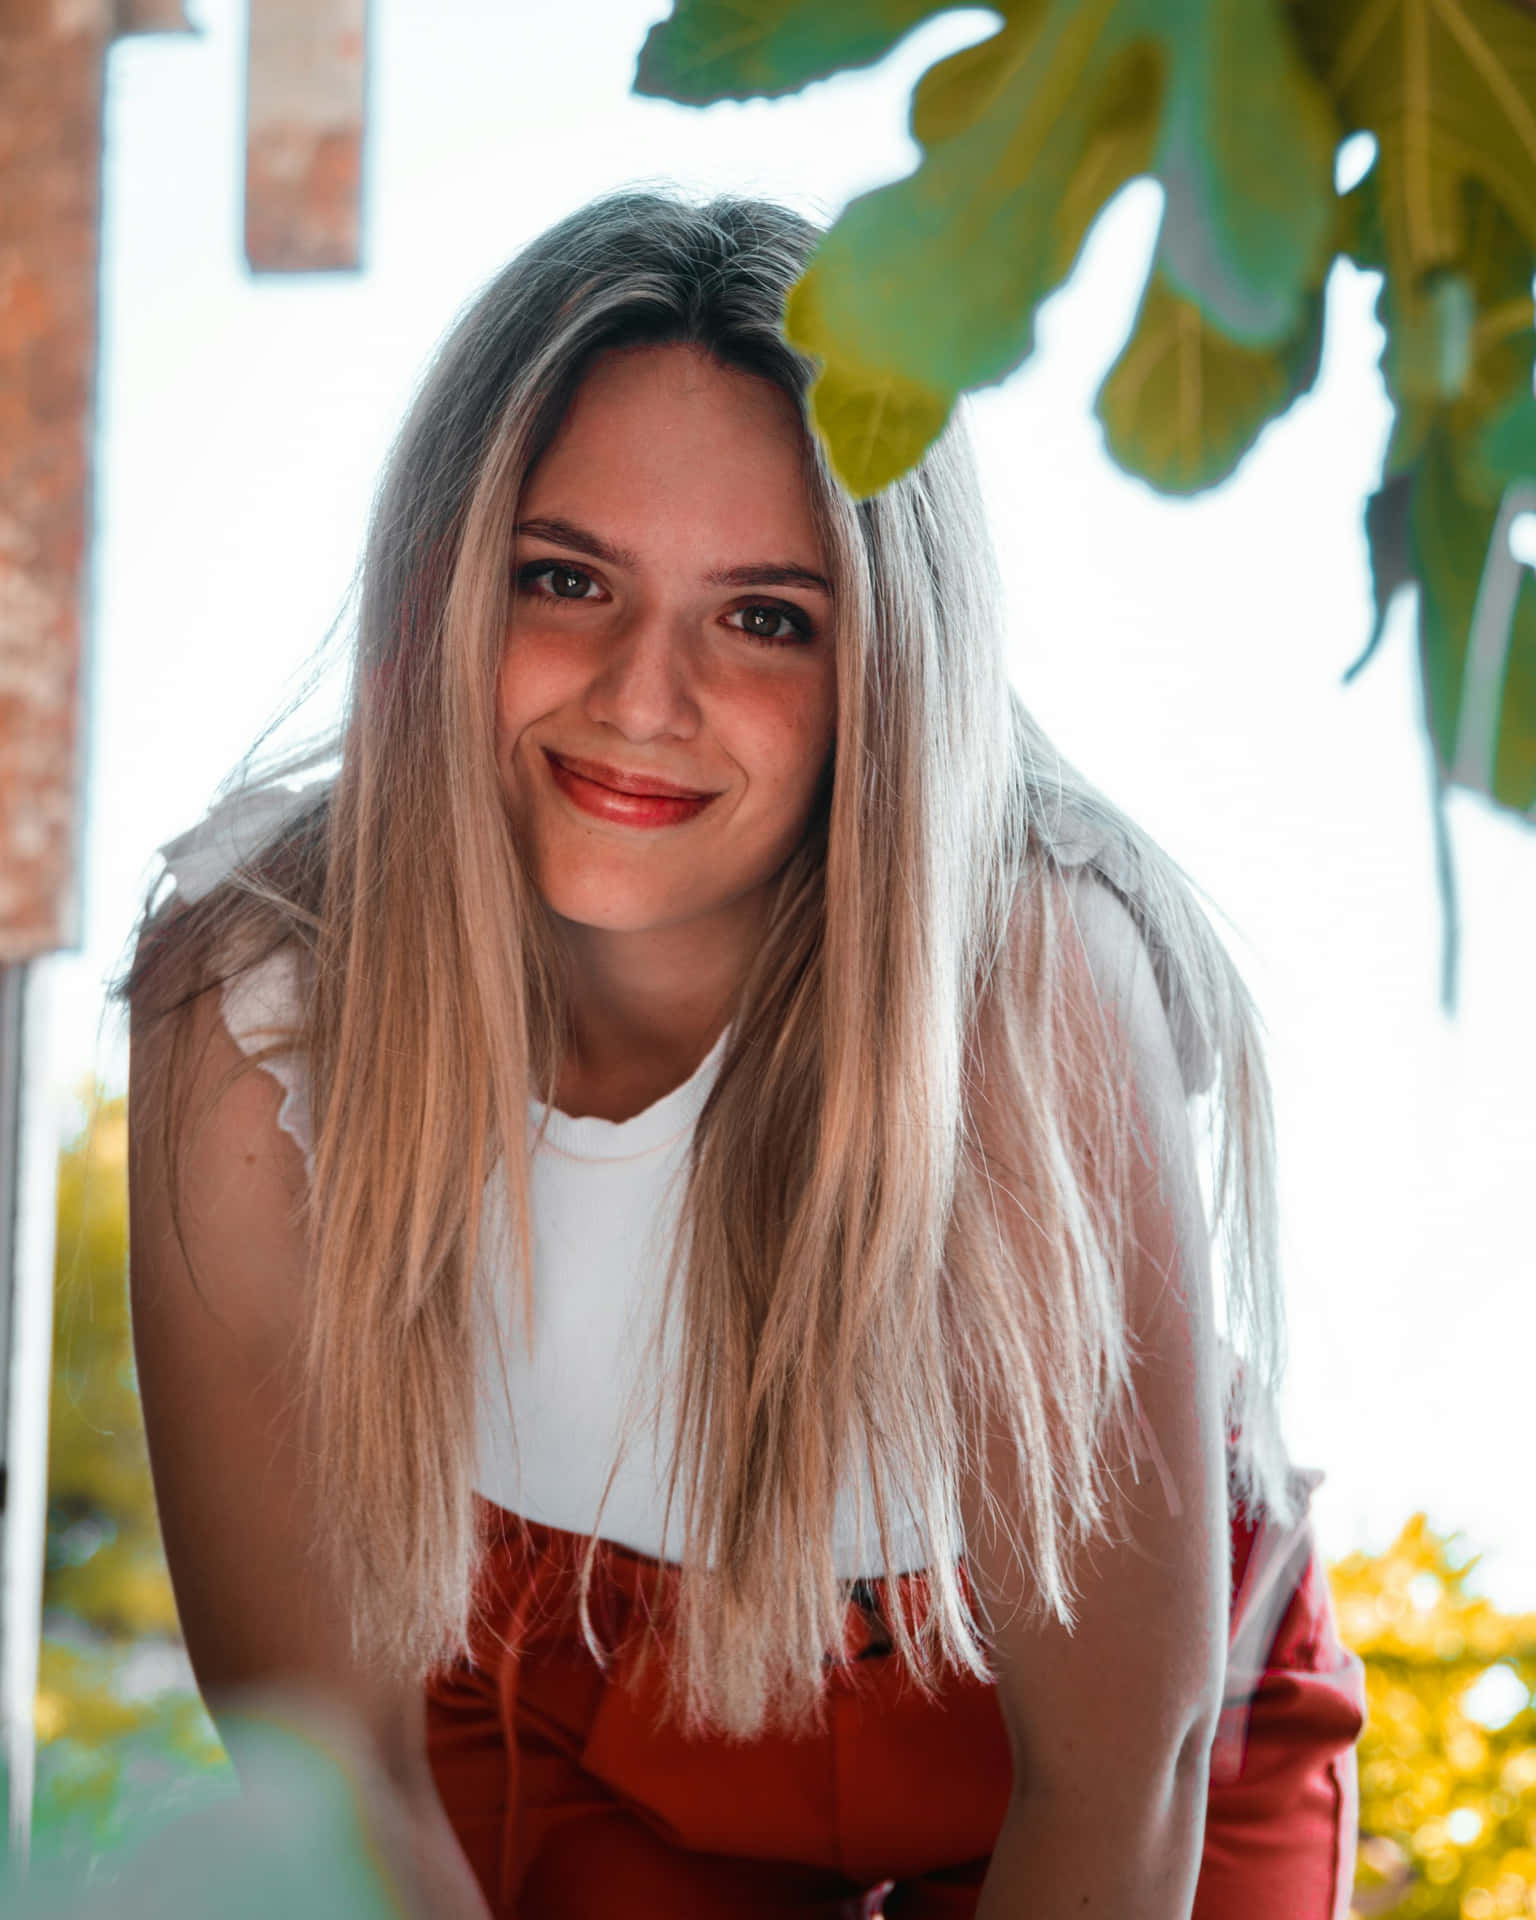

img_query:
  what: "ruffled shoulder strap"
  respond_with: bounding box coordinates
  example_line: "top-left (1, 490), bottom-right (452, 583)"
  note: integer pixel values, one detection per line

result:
top-left (219, 948), bottom-right (316, 1176)
top-left (1033, 800), bottom-right (1218, 1100)
top-left (156, 783), bottom-right (327, 1175)
top-left (156, 777), bottom-right (333, 906)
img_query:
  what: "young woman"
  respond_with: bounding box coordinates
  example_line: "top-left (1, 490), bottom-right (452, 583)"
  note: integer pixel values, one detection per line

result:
top-left (123, 191), bottom-right (1365, 1920)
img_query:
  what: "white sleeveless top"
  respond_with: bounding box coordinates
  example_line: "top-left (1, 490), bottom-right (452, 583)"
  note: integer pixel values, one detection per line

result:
top-left (156, 778), bottom-right (1218, 1582)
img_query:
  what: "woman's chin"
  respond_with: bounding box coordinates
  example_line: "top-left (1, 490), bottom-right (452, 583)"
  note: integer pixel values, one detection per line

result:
top-left (540, 887), bottom-right (697, 938)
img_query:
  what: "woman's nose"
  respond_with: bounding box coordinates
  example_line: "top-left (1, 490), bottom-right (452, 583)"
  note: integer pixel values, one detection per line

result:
top-left (580, 607), bottom-right (701, 741)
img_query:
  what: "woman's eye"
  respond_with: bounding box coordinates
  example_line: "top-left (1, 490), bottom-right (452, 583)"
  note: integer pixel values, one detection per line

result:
top-left (728, 603), bottom-right (814, 645)
top-left (520, 561), bottom-right (600, 601)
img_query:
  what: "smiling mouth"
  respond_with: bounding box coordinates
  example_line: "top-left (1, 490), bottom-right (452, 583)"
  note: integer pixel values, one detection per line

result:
top-left (543, 751), bottom-right (716, 800)
top-left (541, 750), bottom-right (719, 827)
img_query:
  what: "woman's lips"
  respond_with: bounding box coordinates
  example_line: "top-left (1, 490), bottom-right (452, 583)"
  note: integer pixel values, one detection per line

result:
top-left (543, 751), bottom-right (716, 827)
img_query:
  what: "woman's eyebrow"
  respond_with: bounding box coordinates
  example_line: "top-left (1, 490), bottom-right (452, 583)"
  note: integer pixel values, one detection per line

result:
top-left (515, 516), bottom-right (831, 598)
top-left (515, 516), bottom-right (639, 571)
top-left (704, 561), bottom-right (832, 596)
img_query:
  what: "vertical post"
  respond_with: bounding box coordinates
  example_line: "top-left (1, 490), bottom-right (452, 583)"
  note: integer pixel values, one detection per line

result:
top-left (0, 962), bottom-right (56, 1871)
top-left (0, 965), bottom-right (20, 1867)
top-left (0, 971), bottom-right (23, 1525)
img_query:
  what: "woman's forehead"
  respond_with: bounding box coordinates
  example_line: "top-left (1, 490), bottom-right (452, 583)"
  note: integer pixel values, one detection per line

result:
top-left (522, 344), bottom-right (829, 564)
top-left (554, 341), bottom-right (807, 448)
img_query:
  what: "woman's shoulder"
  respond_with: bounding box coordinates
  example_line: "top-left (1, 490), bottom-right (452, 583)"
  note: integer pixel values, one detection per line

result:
top-left (127, 953), bottom-right (316, 1359)
top-left (1030, 805), bottom-right (1218, 1102)
top-left (128, 936), bottom-right (318, 1192)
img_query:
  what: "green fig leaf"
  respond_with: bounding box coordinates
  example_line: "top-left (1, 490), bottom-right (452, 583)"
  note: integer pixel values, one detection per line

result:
top-left (1376, 178), bottom-right (1536, 491)
top-left (635, 0), bottom-right (942, 104)
top-left (1489, 557), bottom-right (1536, 809)
top-left (643, 0), bottom-right (1337, 496)
top-left (1478, 391), bottom-right (1536, 487)
top-left (1354, 470), bottom-right (1417, 678)
top-left (793, 0), bottom-right (1334, 398)
top-left (1345, 154), bottom-right (1536, 823)
top-left (1411, 424), bottom-right (1536, 811)
top-left (1095, 242), bottom-right (1328, 495)
top-left (1289, 0), bottom-right (1536, 292)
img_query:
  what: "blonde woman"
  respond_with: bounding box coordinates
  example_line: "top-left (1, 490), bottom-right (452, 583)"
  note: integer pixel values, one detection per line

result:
top-left (122, 191), bottom-right (1365, 1919)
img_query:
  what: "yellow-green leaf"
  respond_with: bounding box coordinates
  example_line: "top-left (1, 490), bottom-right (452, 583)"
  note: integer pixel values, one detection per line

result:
top-left (1095, 264), bottom-right (1327, 494)
top-left (803, 361), bottom-right (954, 500)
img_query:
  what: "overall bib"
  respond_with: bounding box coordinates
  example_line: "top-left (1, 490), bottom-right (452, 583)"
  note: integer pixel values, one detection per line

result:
top-left (425, 1487), bottom-right (1365, 1918)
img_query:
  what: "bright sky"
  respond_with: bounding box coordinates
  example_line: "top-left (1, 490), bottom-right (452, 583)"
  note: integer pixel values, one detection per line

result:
top-left (51, 0), bottom-right (1536, 1603)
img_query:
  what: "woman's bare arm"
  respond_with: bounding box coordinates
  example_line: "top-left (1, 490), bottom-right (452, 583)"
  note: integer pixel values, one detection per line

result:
top-left (128, 981), bottom-right (492, 1920)
top-left (966, 876), bottom-right (1229, 1919)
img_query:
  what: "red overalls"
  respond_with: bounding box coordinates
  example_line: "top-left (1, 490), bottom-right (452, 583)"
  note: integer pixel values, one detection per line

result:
top-left (425, 1486), bottom-right (1365, 1917)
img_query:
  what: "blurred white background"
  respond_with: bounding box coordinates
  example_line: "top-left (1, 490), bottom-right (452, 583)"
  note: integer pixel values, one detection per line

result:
top-left (55, 0), bottom-right (1536, 1600)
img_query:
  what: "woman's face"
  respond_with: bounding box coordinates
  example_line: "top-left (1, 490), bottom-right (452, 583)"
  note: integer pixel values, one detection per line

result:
top-left (496, 344), bottom-right (837, 956)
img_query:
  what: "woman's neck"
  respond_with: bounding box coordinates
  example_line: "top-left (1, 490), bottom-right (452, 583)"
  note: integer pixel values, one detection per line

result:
top-left (550, 914), bottom-right (750, 1122)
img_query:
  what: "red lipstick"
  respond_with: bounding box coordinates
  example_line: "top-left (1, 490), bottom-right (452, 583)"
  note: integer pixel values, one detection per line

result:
top-left (543, 751), bottom-right (716, 827)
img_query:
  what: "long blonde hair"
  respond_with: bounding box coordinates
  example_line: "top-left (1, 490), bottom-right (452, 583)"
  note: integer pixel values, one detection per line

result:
top-left (121, 188), bottom-right (1294, 1741)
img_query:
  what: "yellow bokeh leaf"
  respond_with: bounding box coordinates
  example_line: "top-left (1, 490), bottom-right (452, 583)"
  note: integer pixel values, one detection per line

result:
top-left (787, 262), bottom-right (955, 498)
top-left (1095, 267), bottom-right (1327, 494)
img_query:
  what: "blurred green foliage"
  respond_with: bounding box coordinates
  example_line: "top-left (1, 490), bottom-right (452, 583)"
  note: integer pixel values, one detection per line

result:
top-left (28, 1085), bottom-right (1536, 1918)
top-left (34, 1088), bottom-right (232, 1874)
top-left (46, 1091), bottom-right (178, 1638)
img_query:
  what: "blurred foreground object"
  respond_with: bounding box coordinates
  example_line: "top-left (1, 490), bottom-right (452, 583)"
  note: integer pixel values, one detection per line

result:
top-left (31, 1088), bottom-right (214, 1871)
top-left (5, 1699), bottom-right (408, 1919)
top-left (637, 0), bottom-right (1536, 1005)
top-left (28, 1086), bottom-right (404, 1899)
